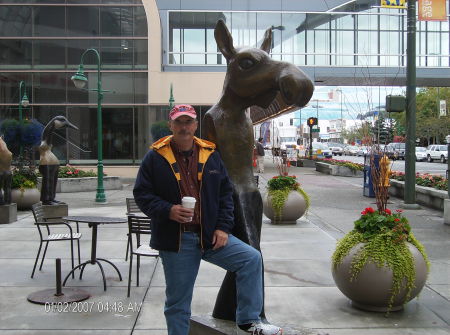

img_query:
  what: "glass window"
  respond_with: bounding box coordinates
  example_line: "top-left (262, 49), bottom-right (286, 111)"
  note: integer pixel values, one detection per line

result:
top-left (34, 6), bottom-right (65, 37)
top-left (231, 12), bottom-right (257, 48)
top-left (0, 74), bottom-right (32, 105)
top-left (0, 6), bottom-right (32, 37)
top-left (100, 39), bottom-right (133, 69)
top-left (357, 30), bottom-right (378, 65)
top-left (102, 108), bottom-right (133, 159)
top-left (67, 6), bottom-right (99, 36)
top-left (134, 39), bottom-right (148, 69)
top-left (314, 30), bottom-right (329, 65)
top-left (33, 72), bottom-right (66, 103)
top-left (67, 40), bottom-right (100, 68)
top-left (183, 29), bottom-right (205, 64)
top-left (66, 106), bottom-right (97, 160)
top-left (0, 39), bottom-right (32, 68)
top-left (134, 72), bottom-right (147, 104)
top-left (33, 40), bottom-right (66, 68)
top-left (134, 6), bottom-right (147, 37)
top-left (357, 14), bottom-right (378, 31)
top-left (100, 7), bottom-right (133, 36)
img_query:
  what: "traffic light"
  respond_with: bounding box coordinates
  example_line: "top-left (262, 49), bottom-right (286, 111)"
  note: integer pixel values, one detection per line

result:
top-left (307, 117), bottom-right (318, 127)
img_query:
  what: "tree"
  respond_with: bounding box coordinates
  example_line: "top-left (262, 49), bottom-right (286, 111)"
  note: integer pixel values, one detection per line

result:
top-left (371, 116), bottom-right (393, 144)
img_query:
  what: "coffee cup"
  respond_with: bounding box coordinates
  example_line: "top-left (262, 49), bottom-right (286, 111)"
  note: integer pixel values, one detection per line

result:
top-left (181, 196), bottom-right (196, 221)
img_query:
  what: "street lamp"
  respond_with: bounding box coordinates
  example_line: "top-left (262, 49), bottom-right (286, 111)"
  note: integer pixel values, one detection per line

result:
top-left (18, 81), bottom-right (30, 156)
top-left (71, 48), bottom-right (107, 203)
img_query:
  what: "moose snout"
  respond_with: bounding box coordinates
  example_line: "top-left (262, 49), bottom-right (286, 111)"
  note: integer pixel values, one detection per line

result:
top-left (278, 67), bottom-right (314, 108)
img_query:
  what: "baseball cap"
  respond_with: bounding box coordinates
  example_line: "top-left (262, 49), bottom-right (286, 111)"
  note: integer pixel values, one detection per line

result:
top-left (169, 104), bottom-right (197, 120)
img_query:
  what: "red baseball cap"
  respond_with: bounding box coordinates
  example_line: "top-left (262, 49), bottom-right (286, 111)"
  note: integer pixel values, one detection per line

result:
top-left (169, 104), bottom-right (197, 120)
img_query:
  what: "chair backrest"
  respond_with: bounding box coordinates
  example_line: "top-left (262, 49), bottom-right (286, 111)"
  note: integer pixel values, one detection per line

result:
top-left (31, 202), bottom-right (45, 223)
top-left (126, 197), bottom-right (142, 215)
top-left (128, 215), bottom-right (151, 249)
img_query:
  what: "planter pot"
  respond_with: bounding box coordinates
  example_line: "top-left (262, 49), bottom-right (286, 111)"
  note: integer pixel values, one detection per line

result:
top-left (263, 190), bottom-right (307, 224)
top-left (332, 242), bottom-right (428, 312)
top-left (11, 188), bottom-right (40, 210)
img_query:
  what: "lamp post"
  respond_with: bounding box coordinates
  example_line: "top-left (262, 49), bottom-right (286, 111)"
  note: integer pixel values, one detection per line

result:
top-left (446, 135), bottom-right (450, 199)
top-left (71, 48), bottom-right (106, 203)
top-left (18, 81), bottom-right (30, 156)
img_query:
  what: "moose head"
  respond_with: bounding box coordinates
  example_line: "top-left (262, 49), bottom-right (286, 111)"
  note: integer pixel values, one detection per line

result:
top-left (215, 19), bottom-right (314, 111)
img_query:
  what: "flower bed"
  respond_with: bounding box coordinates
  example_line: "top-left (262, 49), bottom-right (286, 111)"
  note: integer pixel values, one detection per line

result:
top-left (315, 159), bottom-right (364, 177)
top-left (390, 171), bottom-right (448, 191)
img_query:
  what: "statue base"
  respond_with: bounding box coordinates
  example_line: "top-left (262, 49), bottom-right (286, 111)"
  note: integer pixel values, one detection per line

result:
top-left (42, 204), bottom-right (68, 221)
top-left (189, 315), bottom-right (314, 335)
top-left (0, 203), bottom-right (17, 224)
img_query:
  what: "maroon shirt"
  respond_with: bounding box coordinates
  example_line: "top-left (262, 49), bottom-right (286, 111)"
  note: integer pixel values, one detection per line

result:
top-left (171, 141), bottom-right (200, 226)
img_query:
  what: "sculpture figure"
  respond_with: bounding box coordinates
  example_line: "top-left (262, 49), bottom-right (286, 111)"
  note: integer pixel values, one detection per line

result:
top-left (0, 136), bottom-right (12, 205)
top-left (204, 20), bottom-right (314, 320)
top-left (39, 116), bottom-right (78, 205)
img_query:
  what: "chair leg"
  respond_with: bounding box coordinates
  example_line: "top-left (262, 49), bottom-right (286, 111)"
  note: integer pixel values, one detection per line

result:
top-left (77, 239), bottom-right (81, 267)
top-left (39, 241), bottom-right (49, 271)
top-left (31, 242), bottom-right (43, 278)
top-left (125, 235), bottom-right (130, 261)
top-left (127, 253), bottom-right (133, 297)
top-left (136, 255), bottom-right (140, 287)
top-left (70, 239), bottom-right (75, 279)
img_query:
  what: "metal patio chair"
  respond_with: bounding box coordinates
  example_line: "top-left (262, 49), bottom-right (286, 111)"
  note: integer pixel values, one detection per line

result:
top-left (31, 202), bottom-right (82, 278)
top-left (125, 197), bottom-right (146, 261)
top-left (127, 215), bottom-right (158, 297)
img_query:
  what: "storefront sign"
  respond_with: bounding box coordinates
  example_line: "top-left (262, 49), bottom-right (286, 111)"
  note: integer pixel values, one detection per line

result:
top-left (418, 0), bottom-right (447, 21)
top-left (381, 0), bottom-right (406, 9)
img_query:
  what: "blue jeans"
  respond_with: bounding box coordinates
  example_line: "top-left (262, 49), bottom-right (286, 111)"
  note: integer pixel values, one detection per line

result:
top-left (159, 232), bottom-right (263, 335)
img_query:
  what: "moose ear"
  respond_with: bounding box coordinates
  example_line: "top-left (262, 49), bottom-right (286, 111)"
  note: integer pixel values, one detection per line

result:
top-left (214, 20), bottom-right (236, 60)
top-left (260, 28), bottom-right (272, 54)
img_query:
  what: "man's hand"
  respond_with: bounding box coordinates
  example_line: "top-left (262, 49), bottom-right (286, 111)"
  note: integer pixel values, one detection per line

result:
top-left (212, 229), bottom-right (228, 250)
top-left (169, 204), bottom-right (194, 223)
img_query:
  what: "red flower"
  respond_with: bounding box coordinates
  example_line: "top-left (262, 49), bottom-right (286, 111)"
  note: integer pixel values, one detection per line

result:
top-left (67, 171), bottom-right (73, 175)
top-left (365, 207), bottom-right (375, 213)
top-left (394, 218), bottom-right (400, 222)
top-left (396, 209), bottom-right (403, 213)
top-left (74, 170), bottom-right (79, 174)
top-left (361, 210), bottom-right (367, 215)
top-left (385, 208), bottom-right (392, 215)
top-left (272, 176), bottom-right (278, 179)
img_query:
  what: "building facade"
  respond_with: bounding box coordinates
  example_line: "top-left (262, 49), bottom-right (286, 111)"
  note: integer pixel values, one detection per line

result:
top-left (1, 0), bottom-right (449, 164)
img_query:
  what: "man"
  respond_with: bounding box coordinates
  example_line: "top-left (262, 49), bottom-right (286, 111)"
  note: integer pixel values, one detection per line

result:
top-left (255, 137), bottom-right (265, 173)
top-left (133, 104), bottom-right (282, 335)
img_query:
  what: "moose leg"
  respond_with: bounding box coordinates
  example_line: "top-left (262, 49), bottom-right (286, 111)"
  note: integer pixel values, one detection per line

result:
top-left (212, 189), bottom-right (266, 322)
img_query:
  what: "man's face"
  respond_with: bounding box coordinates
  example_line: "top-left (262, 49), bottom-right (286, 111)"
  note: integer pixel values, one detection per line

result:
top-left (169, 115), bottom-right (198, 141)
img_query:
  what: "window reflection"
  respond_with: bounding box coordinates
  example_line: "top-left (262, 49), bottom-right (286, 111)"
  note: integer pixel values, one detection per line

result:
top-left (167, 10), bottom-right (449, 67)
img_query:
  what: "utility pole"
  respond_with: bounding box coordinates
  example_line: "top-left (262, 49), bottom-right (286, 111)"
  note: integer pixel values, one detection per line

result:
top-left (404, 0), bottom-right (419, 208)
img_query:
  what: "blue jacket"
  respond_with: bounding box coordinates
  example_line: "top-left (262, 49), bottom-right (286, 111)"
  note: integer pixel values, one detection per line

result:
top-left (133, 135), bottom-right (234, 252)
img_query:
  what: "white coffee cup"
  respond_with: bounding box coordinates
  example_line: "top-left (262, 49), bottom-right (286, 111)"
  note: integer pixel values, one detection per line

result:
top-left (181, 196), bottom-right (196, 221)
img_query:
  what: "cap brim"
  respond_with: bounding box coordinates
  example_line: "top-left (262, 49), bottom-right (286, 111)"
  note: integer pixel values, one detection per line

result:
top-left (170, 112), bottom-right (197, 120)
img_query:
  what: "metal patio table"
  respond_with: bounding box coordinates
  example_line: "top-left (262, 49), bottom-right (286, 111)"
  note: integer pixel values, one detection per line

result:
top-left (62, 216), bottom-right (126, 291)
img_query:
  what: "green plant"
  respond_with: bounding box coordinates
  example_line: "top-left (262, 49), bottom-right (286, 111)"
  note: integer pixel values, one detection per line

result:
top-left (12, 166), bottom-right (38, 191)
top-left (58, 165), bottom-right (98, 178)
top-left (315, 157), bottom-right (364, 172)
top-left (390, 171), bottom-right (448, 191)
top-left (332, 207), bottom-right (430, 313)
top-left (267, 175), bottom-right (310, 222)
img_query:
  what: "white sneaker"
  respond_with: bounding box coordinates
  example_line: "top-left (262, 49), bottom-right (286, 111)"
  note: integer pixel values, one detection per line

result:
top-left (236, 322), bottom-right (283, 335)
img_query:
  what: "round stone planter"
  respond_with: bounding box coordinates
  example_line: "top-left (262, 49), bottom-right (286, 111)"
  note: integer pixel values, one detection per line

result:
top-left (263, 190), bottom-right (307, 224)
top-left (11, 188), bottom-right (41, 210)
top-left (332, 242), bottom-right (428, 312)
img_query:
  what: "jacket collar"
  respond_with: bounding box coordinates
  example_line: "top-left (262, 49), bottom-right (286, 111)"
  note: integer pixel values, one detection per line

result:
top-left (151, 135), bottom-right (216, 151)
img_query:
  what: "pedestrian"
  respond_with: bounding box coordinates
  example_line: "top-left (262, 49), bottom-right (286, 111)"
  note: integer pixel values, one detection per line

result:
top-left (133, 104), bottom-right (282, 335)
top-left (255, 137), bottom-right (265, 173)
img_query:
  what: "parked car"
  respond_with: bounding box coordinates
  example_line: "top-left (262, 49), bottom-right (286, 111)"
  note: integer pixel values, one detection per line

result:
top-left (344, 145), bottom-right (359, 156)
top-left (386, 142), bottom-right (406, 160)
top-left (426, 144), bottom-right (448, 163)
top-left (356, 146), bottom-right (369, 157)
top-left (311, 142), bottom-right (332, 158)
top-left (329, 145), bottom-right (344, 156)
top-left (415, 147), bottom-right (427, 161)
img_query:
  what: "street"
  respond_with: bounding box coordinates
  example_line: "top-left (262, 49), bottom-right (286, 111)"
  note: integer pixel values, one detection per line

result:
top-left (334, 155), bottom-right (448, 176)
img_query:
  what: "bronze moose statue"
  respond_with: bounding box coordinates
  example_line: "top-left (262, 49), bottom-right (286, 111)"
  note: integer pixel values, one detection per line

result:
top-left (204, 20), bottom-right (314, 321)
top-left (0, 136), bottom-right (12, 206)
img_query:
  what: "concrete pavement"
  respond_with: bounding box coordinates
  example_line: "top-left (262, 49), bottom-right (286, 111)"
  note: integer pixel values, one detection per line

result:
top-left (0, 157), bottom-right (449, 335)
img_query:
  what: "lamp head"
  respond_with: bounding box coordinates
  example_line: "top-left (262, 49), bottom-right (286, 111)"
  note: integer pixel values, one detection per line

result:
top-left (20, 92), bottom-right (29, 107)
top-left (71, 65), bottom-right (87, 89)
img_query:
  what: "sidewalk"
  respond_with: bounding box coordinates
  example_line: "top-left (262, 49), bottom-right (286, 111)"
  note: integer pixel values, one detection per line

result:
top-left (0, 158), bottom-right (449, 335)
